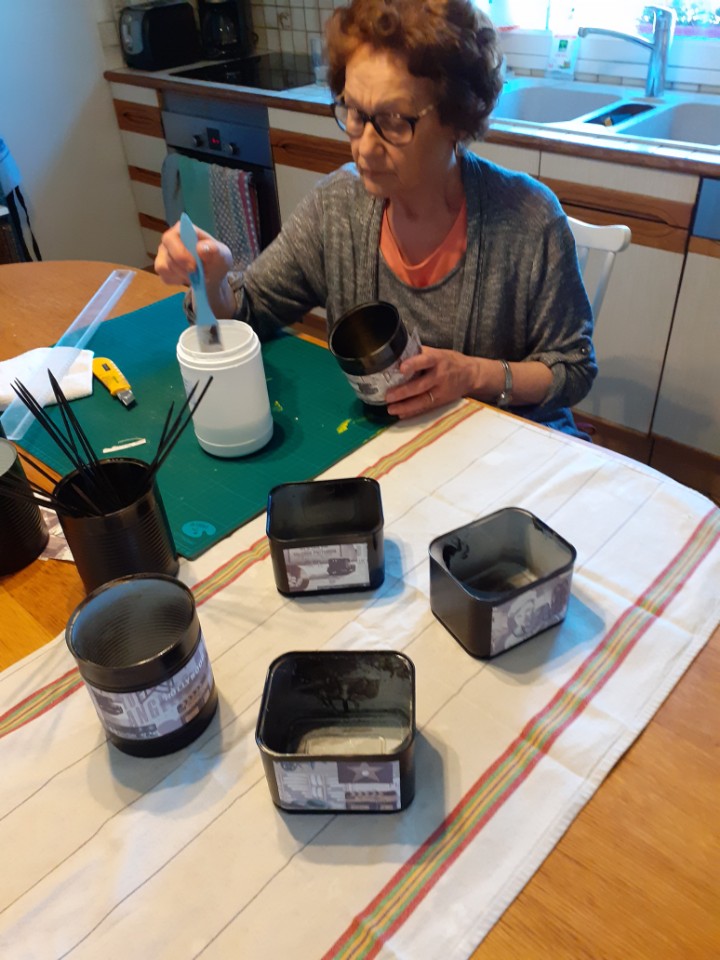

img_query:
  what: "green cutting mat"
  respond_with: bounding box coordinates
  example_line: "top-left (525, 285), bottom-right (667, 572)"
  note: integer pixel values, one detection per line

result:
top-left (21, 294), bottom-right (386, 559)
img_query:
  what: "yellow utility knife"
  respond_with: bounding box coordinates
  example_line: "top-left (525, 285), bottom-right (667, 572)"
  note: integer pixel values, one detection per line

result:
top-left (93, 357), bottom-right (136, 408)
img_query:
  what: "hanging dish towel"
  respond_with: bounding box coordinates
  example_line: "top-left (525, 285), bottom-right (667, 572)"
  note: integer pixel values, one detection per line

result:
top-left (209, 165), bottom-right (261, 271)
top-left (161, 153), bottom-right (215, 237)
top-left (161, 154), bottom-right (261, 271)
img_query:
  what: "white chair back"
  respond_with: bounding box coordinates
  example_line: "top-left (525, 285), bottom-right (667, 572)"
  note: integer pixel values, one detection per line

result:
top-left (567, 216), bottom-right (632, 321)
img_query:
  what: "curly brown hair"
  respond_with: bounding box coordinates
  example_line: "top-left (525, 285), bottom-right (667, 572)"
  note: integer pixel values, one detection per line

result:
top-left (325, 0), bottom-right (504, 141)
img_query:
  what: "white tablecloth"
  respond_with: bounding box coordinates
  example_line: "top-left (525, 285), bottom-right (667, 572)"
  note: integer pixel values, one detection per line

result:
top-left (1, 401), bottom-right (718, 960)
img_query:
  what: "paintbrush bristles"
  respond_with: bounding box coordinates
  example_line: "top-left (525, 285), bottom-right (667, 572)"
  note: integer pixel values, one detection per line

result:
top-left (11, 372), bottom-right (214, 519)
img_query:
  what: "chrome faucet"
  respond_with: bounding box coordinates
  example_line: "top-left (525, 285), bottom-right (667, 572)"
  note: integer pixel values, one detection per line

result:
top-left (577, 6), bottom-right (676, 99)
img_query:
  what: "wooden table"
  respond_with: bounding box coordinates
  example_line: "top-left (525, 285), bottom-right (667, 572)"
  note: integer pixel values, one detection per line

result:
top-left (0, 262), bottom-right (184, 666)
top-left (1, 261), bottom-right (718, 959)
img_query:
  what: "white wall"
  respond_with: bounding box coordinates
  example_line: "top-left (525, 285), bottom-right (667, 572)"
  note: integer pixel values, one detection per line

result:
top-left (0, 0), bottom-right (146, 265)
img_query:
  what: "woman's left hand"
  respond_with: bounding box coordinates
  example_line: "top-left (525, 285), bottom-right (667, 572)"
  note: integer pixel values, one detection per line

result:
top-left (385, 346), bottom-right (482, 419)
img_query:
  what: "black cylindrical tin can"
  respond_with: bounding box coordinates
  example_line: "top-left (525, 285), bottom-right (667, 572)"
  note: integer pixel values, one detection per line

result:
top-left (54, 457), bottom-right (179, 594)
top-left (0, 438), bottom-right (49, 575)
top-left (66, 574), bottom-right (218, 756)
top-left (328, 301), bottom-right (421, 419)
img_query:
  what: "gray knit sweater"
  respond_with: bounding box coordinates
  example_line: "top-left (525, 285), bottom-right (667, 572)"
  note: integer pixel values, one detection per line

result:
top-left (221, 150), bottom-right (596, 433)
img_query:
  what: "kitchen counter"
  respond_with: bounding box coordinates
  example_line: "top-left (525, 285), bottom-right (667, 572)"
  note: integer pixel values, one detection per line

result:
top-left (105, 64), bottom-right (720, 177)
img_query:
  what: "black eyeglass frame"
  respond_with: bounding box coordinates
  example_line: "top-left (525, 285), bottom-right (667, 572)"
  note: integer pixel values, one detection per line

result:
top-left (331, 99), bottom-right (435, 145)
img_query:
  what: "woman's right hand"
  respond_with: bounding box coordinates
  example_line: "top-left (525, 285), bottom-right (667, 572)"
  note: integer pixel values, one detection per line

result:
top-left (154, 221), bottom-right (233, 290)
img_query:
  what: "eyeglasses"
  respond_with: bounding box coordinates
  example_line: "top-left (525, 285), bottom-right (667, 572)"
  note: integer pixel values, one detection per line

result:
top-left (332, 100), bottom-right (435, 146)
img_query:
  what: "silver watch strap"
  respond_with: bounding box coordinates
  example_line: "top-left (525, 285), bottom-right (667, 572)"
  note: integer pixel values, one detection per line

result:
top-left (496, 360), bottom-right (513, 408)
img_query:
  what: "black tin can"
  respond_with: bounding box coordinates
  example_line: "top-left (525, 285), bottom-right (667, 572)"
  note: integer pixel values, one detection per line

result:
top-left (66, 574), bottom-right (218, 757)
top-left (429, 507), bottom-right (577, 658)
top-left (266, 477), bottom-right (384, 596)
top-left (256, 650), bottom-right (416, 812)
top-left (328, 301), bottom-right (421, 420)
top-left (54, 457), bottom-right (179, 595)
top-left (0, 438), bottom-right (49, 575)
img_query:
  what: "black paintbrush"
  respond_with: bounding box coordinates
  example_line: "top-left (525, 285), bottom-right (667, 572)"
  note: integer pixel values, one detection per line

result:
top-left (147, 377), bottom-right (214, 482)
top-left (46, 371), bottom-right (123, 512)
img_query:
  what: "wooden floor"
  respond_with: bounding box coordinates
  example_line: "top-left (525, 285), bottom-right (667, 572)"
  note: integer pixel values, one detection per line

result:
top-left (575, 411), bottom-right (720, 506)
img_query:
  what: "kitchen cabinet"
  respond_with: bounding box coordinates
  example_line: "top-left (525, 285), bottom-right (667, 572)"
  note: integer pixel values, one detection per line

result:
top-left (537, 153), bottom-right (697, 436)
top-left (269, 108), bottom-right (348, 223)
top-left (108, 81), bottom-right (168, 263)
top-left (467, 139), bottom-right (540, 177)
top-left (652, 240), bottom-right (720, 457)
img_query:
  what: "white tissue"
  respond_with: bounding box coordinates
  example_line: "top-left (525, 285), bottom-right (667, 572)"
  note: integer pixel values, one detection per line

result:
top-left (0, 347), bottom-right (94, 410)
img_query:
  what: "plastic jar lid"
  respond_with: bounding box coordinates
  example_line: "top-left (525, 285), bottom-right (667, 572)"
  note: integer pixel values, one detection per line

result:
top-left (177, 320), bottom-right (260, 370)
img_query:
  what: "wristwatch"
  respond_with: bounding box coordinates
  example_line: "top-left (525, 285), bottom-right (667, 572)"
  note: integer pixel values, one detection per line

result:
top-left (496, 360), bottom-right (513, 408)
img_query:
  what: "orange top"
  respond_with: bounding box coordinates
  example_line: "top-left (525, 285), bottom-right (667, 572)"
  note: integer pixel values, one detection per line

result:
top-left (380, 199), bottom-right (467, 288)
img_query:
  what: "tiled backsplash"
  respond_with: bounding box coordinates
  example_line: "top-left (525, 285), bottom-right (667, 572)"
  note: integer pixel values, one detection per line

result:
top-left (251, 0), bottom-right (344, 55)
top-left (94, 0), bottom-right (720, 94)
top-left (94, 0), bottom-right (340, 67)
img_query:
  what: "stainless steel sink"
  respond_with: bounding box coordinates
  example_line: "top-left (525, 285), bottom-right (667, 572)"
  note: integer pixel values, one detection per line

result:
top-left (614, 102), bottom-right (720, 147)
top-left (493, 83), bottom-right (623, 124)
top-left (489, 78), bottom-right (720, 155)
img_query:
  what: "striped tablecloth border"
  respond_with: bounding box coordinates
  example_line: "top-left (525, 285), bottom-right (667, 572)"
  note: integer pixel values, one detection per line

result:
top-left (0, 402), bottom-right (480, 740)
top-left (322, 507), bottom-right (720, 960)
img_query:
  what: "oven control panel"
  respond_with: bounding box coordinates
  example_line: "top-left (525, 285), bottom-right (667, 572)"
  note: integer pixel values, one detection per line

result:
top-left (162, 112), bottom-right (272, 167)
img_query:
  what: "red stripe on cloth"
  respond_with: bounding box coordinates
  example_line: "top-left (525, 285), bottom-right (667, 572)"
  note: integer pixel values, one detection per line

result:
top-left (0, 667), bottom-right (80, 724)
top-left (321, 506), bottom-right (720, 959)
top-left (0, 669), bottom-right (84, 740)
top-left (190, 534), bottom-right (269, 606)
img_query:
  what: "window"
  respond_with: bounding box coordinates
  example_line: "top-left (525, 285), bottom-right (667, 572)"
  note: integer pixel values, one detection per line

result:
top-left (481, 0), bottom-right (720, 36)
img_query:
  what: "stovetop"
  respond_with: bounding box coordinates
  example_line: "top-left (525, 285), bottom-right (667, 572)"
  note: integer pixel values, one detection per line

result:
top-left (172, 52), bottom-right (315, 92)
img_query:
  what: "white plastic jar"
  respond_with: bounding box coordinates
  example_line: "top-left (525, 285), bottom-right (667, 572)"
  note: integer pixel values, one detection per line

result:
top-left (176, 320), bottom-right (274, 458)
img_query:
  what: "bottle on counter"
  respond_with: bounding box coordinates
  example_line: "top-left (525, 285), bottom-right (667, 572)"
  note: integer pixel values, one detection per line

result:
top-left (546, 4), bottom-right (580, 80)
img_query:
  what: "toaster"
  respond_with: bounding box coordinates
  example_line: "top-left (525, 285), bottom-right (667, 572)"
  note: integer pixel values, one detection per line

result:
top-left (119, 1), bottom-right (201, 71)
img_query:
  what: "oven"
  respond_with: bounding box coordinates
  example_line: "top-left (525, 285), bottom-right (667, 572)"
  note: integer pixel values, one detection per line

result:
top-left (161, 90), bottom-right (281, 250)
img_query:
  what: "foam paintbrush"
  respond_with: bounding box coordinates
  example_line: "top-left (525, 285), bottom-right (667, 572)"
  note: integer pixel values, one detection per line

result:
top-left (180, 212), bottom-right (223, 352)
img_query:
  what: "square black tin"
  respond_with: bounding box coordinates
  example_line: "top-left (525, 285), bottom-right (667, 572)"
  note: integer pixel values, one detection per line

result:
top-left (429, 507), bottom-right (576, 659)
top-left (256, 651), bottom-right (416, 812)
top-left (266, 478), bottom-right (384, 596)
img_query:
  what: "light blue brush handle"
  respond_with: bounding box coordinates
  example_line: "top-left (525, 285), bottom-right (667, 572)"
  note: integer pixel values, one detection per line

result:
top-left (179, 213), bottom-right (218, 333)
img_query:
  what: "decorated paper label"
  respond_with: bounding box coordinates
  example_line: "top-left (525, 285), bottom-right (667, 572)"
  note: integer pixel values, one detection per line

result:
top-left (343, 328), bottom-right (421, 404)
top-left (490, 572), bottom-right (573, 655)
top-left (274, 759), bottom-right (402, 811)
top-left (84, 634), bottom-right (214, 740)
top-left (283, 543), bottom-right (370, 592)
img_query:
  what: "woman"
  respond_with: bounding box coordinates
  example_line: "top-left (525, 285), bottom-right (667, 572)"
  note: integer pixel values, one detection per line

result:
top-left (155, 0), bottom-right (596, 436)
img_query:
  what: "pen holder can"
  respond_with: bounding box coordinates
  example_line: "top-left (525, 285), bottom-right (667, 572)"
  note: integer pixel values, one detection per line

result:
top-left (266, 477), bottom-right (385, 595)
top-left (66, 574), bottom-right (218, 757)
top-left (256, 650), bottom-right (416, 812)
top-left (429, 507), bottom-right (576, 658)
top-left (177, 320), bottom-right (274, 458)
top-left (54, 457), bottom-right (179, 595)
top-left (0, 438), bottom-right (49, 575)
top-left (328, 301), bottom-right (421, 419)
